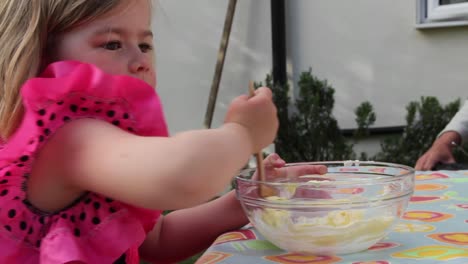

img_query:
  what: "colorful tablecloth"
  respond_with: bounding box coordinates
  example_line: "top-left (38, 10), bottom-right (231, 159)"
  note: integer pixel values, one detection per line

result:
top-left (196, 171), bottom-right (468, 264)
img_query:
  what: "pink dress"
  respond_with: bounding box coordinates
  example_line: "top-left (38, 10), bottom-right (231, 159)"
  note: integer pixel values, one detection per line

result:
top-left (0, 61), bottom-right (169, 263)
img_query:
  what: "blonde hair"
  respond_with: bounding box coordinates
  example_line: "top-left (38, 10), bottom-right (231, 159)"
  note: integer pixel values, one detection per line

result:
top-left (0, 0), bottom-right (125, 140)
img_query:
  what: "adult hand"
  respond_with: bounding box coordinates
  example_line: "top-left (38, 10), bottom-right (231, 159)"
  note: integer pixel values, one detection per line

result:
top-left (415, 131), bottom-right (460, 170)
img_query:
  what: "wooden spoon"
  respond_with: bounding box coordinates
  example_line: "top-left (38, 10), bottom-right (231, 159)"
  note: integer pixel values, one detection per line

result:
top-left (248, 81), bottom-right (275, 197)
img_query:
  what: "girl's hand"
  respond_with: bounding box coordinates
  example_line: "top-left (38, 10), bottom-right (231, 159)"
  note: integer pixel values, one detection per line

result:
top-left (250, 153), bottom-right (330, 199)
top-left (251, 153), bottom-right (327, 181)
top-left (224, 87), bottom-right (278, 153)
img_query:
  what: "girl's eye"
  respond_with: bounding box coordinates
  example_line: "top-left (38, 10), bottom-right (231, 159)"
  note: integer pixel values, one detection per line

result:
top-left (139, 43), bottom-right (153, 53)
top-left (102, 41), bottom-right (122, 50)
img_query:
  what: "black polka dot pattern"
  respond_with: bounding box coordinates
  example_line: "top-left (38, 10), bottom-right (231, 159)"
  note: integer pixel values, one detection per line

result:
top-left (20, 221), bottom-right (27, 230)
top-left (70, 105), bottom-right (78, 113)
top-left (106, 110), bottom-right (115, 118)
top-left (92, 217), bottom-right (101, 225)
top-left (8, 209), bottom-right (16, 218)
top-left (74, 228), bottom-right (80, 237)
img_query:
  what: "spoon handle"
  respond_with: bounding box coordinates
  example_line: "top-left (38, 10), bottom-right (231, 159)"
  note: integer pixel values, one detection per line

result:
top-left (248, 81), bottom-right (272, 197)
top-left (248, 82), bottom-right (266, 181)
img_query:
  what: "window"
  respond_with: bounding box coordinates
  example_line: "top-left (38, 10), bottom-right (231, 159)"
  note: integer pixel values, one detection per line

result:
top-left (417, 0), bottom-right (468, 28)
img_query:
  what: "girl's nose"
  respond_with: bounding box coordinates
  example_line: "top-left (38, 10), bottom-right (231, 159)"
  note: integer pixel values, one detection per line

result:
top-left (128, 52), bottom-right (151, 74)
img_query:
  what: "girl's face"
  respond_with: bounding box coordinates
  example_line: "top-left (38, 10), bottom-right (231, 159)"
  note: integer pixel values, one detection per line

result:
top-left (50, 0), bottom-right (156, 87)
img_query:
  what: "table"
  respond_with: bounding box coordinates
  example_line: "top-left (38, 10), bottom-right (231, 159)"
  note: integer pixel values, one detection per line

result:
top-left (196, 170), bottom-right (468, 264)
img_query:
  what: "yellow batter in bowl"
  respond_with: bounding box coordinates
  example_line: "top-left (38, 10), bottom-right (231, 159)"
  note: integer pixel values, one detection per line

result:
top-left (252, 196), bottom-right (396, 254)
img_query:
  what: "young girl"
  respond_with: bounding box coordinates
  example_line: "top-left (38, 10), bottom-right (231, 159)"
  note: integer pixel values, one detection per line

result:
top-left (0, 1), bottom-right (326, 263)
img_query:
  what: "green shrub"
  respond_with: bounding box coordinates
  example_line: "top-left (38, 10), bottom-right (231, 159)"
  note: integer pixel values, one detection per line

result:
top-left (258, 69), bottom-right (359, 162)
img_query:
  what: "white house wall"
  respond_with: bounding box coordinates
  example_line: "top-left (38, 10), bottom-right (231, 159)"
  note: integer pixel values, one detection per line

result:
top-left (286, 0), bottom-right (468, 129)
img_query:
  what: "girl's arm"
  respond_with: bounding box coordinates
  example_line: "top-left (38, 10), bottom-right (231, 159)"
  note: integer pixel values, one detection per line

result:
top-left (30, 88), bottom-right (277, 211)
top-left (139, 190), bottom-right (246, 263)
top-left (40, 119), bottom-right (252, 210)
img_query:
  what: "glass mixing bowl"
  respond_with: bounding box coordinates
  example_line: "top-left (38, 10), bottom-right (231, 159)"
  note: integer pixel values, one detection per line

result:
top-left (235, 161), bottom-right (415, 255)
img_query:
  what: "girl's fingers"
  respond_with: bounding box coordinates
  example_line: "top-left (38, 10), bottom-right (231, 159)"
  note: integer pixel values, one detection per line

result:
top-left (276, 165), bottom-right (328, 178)
top-left (271, 157), bottom-right (286, 168)
top-left (263, 153), bottom-right (285, 169)
top-left (254, 154), bottom-right (330, 181)
top-left (252, 154), bottom-right (279, 180)
top-left (235, 94), bottom-right (250, 101)
top-left (253, 87), bottom-right (273, 99)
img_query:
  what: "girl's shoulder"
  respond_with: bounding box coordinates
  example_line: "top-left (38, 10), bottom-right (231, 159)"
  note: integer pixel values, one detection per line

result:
top-left (0, 61), bottom-right (168, 263)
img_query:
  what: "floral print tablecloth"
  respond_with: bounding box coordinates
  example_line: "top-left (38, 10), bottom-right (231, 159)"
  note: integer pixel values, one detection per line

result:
top-left (196, 171), bottom-right (468, 264)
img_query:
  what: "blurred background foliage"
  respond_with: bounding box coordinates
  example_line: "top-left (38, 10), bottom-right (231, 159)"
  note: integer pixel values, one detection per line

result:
top-left (257, 69), bottom-right (467, 167)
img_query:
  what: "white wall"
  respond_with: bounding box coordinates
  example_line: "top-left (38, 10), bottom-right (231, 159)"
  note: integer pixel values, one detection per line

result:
top-left (286, 0), bottom-right (468, 129)
top-left (153, 0), bottom-right (272, 134)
